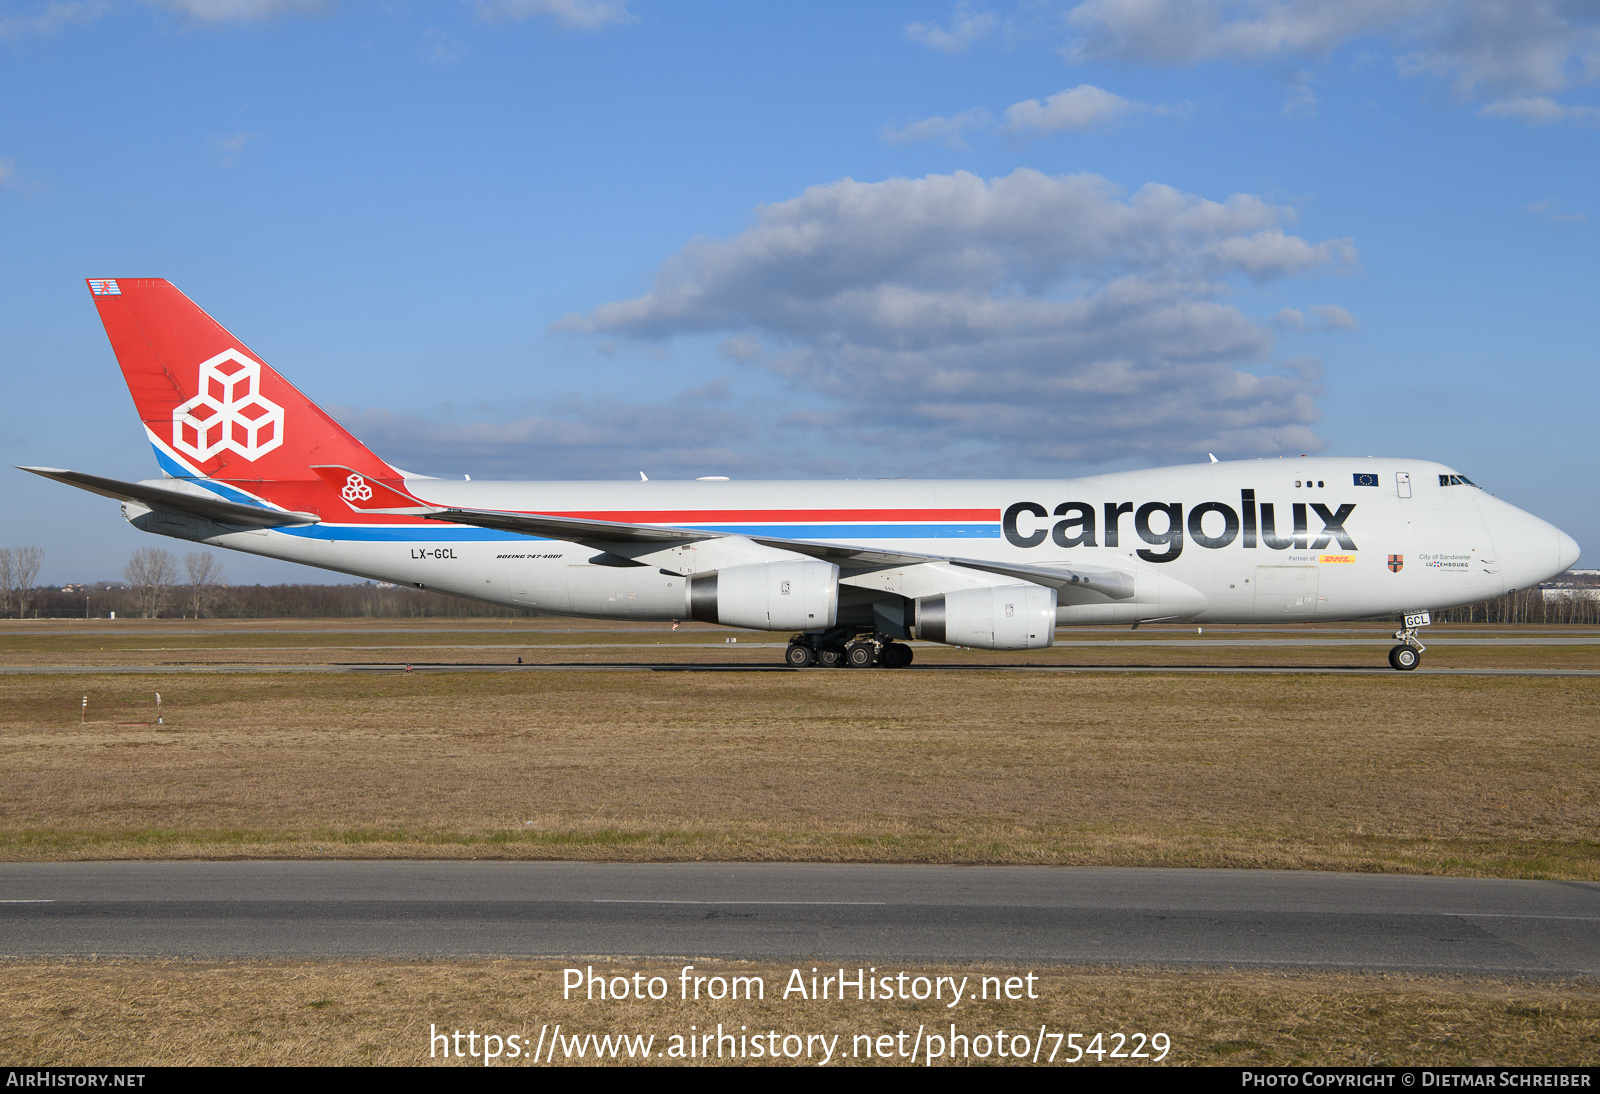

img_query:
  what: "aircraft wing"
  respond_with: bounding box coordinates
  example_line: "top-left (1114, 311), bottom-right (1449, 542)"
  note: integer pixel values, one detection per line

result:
top-left (741, 536), bottom-right (1136, 599)
top-left (427, 506), bottom-right (721, 545)
top-left (423, 500), bottom-right (1135, 599)
top-left (18, 467), bottom-right (319, 529)
top-left (306, 465), bottom-right (1137, 600)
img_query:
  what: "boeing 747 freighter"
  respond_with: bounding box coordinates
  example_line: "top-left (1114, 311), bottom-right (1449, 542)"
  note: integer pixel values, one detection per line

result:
top-left (23, 279), bottom-right (1580, 670)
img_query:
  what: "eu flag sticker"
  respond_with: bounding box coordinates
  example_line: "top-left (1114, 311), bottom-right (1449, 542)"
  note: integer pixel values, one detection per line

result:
top-left (1353, 473), bottom-right (1379, 487)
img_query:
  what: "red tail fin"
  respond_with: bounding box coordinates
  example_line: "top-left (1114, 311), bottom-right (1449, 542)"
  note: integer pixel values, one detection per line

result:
top-left (88, 278), bottom-right (398, 485)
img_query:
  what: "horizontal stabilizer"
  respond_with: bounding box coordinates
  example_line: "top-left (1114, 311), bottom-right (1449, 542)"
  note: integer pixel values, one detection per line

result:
top-left (18, 466), bottom-right (318, 529)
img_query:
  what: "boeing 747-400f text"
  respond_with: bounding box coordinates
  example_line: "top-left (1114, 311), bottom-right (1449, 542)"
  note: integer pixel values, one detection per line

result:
top-left (23, 279), bottom-right (1581, 670)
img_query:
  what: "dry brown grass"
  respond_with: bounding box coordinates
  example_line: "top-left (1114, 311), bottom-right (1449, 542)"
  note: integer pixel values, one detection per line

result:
top-left (2, 619), bottom-right (1596, 670)
top-left (2, 959), bottom-right (1596, 1067)
top-left (2, 665), bottom-right (1595, 875)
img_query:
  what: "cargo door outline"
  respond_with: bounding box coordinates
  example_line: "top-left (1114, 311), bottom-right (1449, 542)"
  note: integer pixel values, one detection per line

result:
top-left (1254, 565), bottom-right (1319, 614)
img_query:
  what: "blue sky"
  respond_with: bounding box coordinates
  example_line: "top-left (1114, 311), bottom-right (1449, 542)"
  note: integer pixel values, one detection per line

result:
top-left (3, 0), bottom-right (1597, 584)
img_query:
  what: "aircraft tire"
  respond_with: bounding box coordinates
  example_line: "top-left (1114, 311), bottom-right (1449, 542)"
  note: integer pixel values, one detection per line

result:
top-left (818, 645), bottom-right (846, 668)
top-left (785, 642), bottom-right (815, 668)
top-left (845, 643), bottom-right (877, 668)
top-left (1388, 644), bottom-right (1420, 671)
top-left (880, 643), bottom-right (911, 668)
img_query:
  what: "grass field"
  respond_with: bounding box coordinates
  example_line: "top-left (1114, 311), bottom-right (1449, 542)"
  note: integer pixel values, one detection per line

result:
top-left (4, 959), bottom-right (1597, 1067)
top-left (1, 620), bottom-right (1596, 875)
top-left (4, 619), bottom-right (1596, 1068)
top-left (3, 617), bottom-right (1599, 671)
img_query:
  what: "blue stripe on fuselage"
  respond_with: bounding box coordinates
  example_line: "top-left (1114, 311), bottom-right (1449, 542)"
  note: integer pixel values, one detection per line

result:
top-left (273, 522), bottom-right (1001, 543)
top-left (150, 446), bottom-right (278, 511)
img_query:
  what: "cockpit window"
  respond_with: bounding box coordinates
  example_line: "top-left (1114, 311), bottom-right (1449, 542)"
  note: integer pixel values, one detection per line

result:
top-left (1438, 474), bottom-right (1477, 487)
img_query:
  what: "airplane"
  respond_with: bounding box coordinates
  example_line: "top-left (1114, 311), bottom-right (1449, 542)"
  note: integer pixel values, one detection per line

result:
top-left (22, 278), bottom-right (1581, 671)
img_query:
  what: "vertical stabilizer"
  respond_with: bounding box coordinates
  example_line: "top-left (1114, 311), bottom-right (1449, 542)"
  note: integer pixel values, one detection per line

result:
top-left (87, 278), bottom-right (398, 485)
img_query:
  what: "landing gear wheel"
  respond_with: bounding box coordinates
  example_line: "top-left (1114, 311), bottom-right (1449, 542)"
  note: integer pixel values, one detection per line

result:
top-left (1388, 644), bottom-right (1420, 671)
top-left (845, 642), bottom-right (877, 668)
top-left (817, 645), bottom-right (845, 668)
top-left (785, 642), bottom-right (815, 668)
top-left (879, 643), bottom-right (912, 668)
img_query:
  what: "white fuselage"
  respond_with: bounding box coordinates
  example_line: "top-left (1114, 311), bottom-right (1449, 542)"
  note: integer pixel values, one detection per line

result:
top-left (148, 457), bottom-right (1578, 631)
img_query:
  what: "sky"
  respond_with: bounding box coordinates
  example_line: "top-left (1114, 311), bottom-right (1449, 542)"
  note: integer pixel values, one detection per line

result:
top-left (2, 0), bottom-right (1597, 585)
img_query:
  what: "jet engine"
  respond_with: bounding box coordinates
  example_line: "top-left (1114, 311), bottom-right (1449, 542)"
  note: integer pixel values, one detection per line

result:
top-left (686, 560), bottom-right (839, 630)
top-left (913, 584), bottom-right (1056, 650)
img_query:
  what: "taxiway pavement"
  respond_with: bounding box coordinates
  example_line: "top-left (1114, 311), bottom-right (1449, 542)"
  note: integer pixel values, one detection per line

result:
top-left (2, 863), bottom-right (1595, 975)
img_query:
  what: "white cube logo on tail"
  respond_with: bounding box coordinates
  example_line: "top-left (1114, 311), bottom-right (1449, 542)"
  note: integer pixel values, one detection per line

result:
top-left (171, 349), bottom-right (285, 463)
top-left (341, 473), bottom-right (373, 503)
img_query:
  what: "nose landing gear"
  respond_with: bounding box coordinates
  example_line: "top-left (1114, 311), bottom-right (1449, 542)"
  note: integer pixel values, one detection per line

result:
top-left (1388, 611), bottom-right (1430, 671)
top-left (1388, 644), bottom-right (1420, 671)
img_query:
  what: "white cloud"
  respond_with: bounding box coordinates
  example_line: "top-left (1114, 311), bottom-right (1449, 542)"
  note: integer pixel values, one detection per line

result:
top-left (1481, 95), bottom-right (1600, 123)
top-left (1061, 0), bottom-right (1600, 124)
top-left (328, 397), bottom-right (814, 481)
top-left (0, 159), bottom-right (15, 186)
top-left (1282, 71), bottom-right (1318, 115)
top-left (213, 130), bottom-right (260, 167)
top-left (1310, 304), bottom-right (1357, 329)
top-left (152, 0), bottom-right (328, 23)
top-left (469, 0), bottom-right (634, 30)
top-left (906, 2), bottom-right (996, 53)
top-left (1273, 304), bottom-right (1357, 332)
top-left (554, 169), bottom-right (1356, 465)
top-left (1063, 0), bottom-right (1419, 64)
top-left (675, 376), bottom-right (732, 401)
top-left (879, 108), bottom-right (992, 147)
top-left (1003, 84), bottom-right (1140, 133)
top-left (718, 336), bottom-right (763, 364)
top-left (0, 1), bottom-right (107, 38)
top-left (1525, 199), bottom-right (1588, 223)
top-left (420, 26), bottom-right (467, 64)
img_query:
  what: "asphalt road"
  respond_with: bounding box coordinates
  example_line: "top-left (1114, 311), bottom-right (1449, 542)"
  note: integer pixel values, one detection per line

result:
top-left (3, 863), bottom-right (1596, 975)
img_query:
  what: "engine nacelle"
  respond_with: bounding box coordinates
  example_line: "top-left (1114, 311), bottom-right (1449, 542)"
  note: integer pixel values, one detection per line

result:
top-left (914, 584), bottom-right (1056, 650)
top-left (687, 560), bottom-right (839, 630)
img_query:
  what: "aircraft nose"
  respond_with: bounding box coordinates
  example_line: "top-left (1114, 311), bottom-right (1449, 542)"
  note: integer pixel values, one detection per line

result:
top-left (1481, 499), bottom-right (1580, 588)
top-left (1557, 529), bottom-right (1581, 572)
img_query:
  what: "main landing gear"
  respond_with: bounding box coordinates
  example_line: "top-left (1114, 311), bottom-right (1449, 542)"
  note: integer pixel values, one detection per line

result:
top-left (785, 632), bottom-right (913, 669)
top-left (1388, 611), bottom-right (1430, 671)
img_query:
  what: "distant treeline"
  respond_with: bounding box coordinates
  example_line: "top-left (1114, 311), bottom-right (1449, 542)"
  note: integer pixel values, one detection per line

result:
top-left (1430, 587), bottom-right (1600, 625)
top-left (15, 581), bottom-right (1600, 623)
top-left (28, 582), bottom-right (537, 619)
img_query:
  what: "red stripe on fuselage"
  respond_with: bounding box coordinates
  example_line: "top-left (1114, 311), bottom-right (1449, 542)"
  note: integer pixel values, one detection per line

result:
top-left (543, 509), bottom-right (1001, 523)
